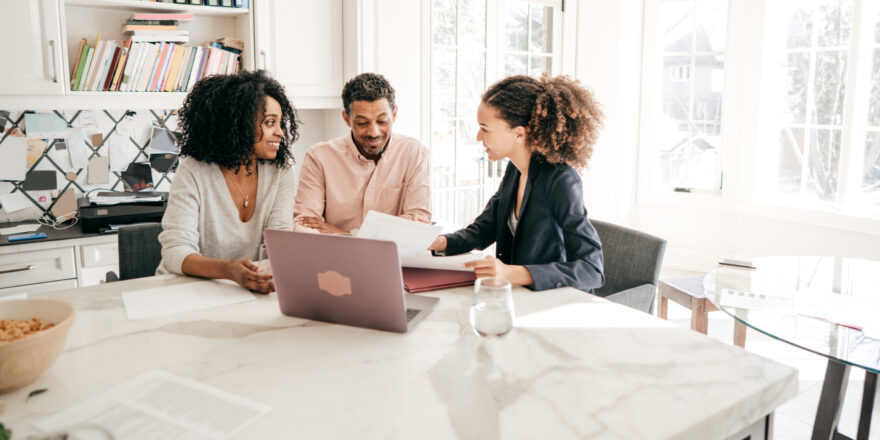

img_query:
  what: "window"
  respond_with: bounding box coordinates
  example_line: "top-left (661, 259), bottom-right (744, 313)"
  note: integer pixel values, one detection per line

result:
top-left (761, 0), bottom-right (880, 213)
top-left (646, 0), bottom-right (729, 191)
top-left (429, 0), bottom-right (565, 229)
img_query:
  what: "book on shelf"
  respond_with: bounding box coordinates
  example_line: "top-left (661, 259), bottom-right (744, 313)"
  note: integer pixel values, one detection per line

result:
top-left (123, 24), bottom-right (178, 32)
top-left (74, 46), bottom-right (93, 91)
top-left (102, 46), bottom-right (122, 91)
top-left (131, 13), bottom-right (194, 21)
top-left (70, 37), bottom-right (87, 83)
top-left (126, 19), bottom-right (178, 25)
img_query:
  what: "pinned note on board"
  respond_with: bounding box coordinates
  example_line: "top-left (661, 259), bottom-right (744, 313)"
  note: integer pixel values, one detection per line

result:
top-left (24, 113), bottom-right (67, 139)
top-left (88, 157), bottom-right (110, 184)
top-left (0, 137), bottom-right (27, 181)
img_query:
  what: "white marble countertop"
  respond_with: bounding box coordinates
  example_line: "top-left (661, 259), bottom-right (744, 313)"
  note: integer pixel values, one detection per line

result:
top-left (3, 275), bottom-right (798, 439)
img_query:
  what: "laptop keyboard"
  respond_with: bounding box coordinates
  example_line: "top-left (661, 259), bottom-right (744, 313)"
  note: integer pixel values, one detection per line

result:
top-left (405, 308), bottom-right (420, 322)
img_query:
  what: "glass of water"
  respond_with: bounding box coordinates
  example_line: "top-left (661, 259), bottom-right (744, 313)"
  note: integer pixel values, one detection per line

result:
top-left (469, 277), bottom-right (515, 337)
top-left (257, 243), bottom-right (271, 274)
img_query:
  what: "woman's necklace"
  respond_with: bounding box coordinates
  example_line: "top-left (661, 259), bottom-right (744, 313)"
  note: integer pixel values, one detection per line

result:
top-left (226, 168), bottom-right (256, 208)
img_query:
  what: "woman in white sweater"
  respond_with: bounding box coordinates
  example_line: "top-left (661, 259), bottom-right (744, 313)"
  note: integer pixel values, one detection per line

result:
top-left (157, 70), bottom-right (300, 293)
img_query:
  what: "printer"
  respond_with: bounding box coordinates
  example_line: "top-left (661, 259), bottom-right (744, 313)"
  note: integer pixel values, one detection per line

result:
top-left (78, 191), bottom-right (169, 233)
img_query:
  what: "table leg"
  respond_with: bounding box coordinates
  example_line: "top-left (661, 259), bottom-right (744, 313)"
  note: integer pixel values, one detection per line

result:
top-left (812, 360), bottom-right (850, 440)
top-left (857, 371), bottom-right (877, 440)
top-left (691, 299), bottom-right (708, 334)
top-left (659, 295), bottom-right (668, 320)
top-left (733, 320), bottom-right (746, 348)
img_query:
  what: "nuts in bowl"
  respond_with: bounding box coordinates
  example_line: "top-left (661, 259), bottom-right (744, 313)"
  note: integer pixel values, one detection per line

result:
top-left (0, 298), bottom-right (75, 393)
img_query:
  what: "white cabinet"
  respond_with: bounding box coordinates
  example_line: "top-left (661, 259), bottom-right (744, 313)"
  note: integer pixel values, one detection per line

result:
top-left (0, 234), bottom-right (118, 295)
top-left (254, 0), bottom-right (344, 109)
top-left (0, 0), bottom-right (65, 96)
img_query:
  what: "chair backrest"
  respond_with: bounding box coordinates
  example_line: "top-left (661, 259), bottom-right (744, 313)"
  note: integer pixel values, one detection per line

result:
top-left (591, 219), bottom-right (667, 298)
top-left (117, 223), bottom-right (163, 280)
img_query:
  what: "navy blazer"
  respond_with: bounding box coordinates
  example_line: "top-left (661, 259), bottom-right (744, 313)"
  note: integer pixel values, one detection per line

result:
top-left (443, 158), bottom-right (605, 292)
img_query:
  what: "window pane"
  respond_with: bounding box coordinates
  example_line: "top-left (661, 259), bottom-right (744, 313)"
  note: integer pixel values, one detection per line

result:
top-left (505, 53), bottom-right (528, 76)
top-left (529, 5), bottom-right (553, 53)
top-left (658, 125), bottom-right (692, 188)
top-left (812, 50), bottom-right (847, 125)
top-left (869, 49), bottom-right (880, 126)
top-left (455, 119), bottom-right (482, 188)
top-left (693, 54), bottom-right (724, 121)
top-left (661, 1), bottom-right (695, 52)
top-left (432, 0), bottom-right (456, 46)
top-left (806, 128), bottom-right (841, 201)
top-left (863, 132), bottom-right (880, 205)
top-left (432, 47), bottom-right (456, 119)
top-left (457, 48), bottom-right (486, 119)
top-left (460, 0), bottom-right (486, 47)
top-left (784, 53), bottom-right (810, 124)
top-left (431, 119), bottom-right (456, 190)
top-left (815, 0), bottom-right (851, 48)
top-left (787, 7), bottom-right (813, 48)
top-left (529, 55), bottom-right (551, 78)
top-left (662, 55), bottom-right (692, 120)
top-left (688, 124), bottom-right (721, 187)
top-left (505, 0), bottom-right (528, 51)
top-left (694, 0), bottom-right (727, 52)
top-left (777, 128), bottom-right (805, 195)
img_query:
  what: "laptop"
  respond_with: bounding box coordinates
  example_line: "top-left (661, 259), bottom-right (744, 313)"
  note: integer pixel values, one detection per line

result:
top-left (263, 229), bottom-right (440, 333)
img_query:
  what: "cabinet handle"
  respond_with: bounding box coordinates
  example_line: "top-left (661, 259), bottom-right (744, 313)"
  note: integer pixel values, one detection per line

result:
top-left (0, 265), bottom-right (36, 275)
top-left (48, 40), bottom-right (58, 83)
top-left (260, 50), bottom-right (267, 70)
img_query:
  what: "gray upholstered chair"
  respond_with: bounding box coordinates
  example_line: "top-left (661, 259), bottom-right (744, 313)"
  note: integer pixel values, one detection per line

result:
top-left (590, 219), bottom-right (666, 314)
top-left (106, 223), bottom-right (163, 282)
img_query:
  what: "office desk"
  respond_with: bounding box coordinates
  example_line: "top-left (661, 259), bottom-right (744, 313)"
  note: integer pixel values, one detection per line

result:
top-left (5, 275), bottom-right (797, 439)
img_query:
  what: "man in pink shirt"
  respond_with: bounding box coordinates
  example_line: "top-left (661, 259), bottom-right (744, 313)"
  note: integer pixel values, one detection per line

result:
top-left (294, 73), bottom-right (431, 233)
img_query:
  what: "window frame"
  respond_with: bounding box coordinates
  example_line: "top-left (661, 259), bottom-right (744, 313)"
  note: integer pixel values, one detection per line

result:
top-left (636, 0), bottom-right (880, 233)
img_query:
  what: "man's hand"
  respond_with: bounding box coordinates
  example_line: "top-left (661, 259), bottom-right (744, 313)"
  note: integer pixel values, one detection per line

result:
top-left (295, 217), bottom-right (348, 234)
top-left (226, 258), bottom-right (274, 294)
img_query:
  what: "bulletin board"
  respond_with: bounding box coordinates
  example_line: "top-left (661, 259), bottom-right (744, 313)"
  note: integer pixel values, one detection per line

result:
top-left (0, 109), bottom-right (178, 221)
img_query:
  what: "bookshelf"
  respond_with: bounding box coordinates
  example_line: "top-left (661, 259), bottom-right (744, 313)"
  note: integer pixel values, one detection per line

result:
top-left (1, 0), bottom-right (347, 110)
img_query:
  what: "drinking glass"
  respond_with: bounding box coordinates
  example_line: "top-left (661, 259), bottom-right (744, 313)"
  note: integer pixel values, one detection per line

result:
top-left (257, 243), bottom-right (271, 274)
top-left (469, 277), bottom-right (515, 337)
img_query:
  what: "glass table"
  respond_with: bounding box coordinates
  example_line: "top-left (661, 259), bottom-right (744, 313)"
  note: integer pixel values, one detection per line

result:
top-left (703, 256), bottom-right (880, 440)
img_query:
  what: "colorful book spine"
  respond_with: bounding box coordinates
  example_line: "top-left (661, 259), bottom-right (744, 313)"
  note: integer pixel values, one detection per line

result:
top-left (74, 46), bottom-right (93, 91)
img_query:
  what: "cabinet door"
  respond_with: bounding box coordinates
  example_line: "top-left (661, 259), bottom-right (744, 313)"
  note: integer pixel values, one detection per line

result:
top-left (0, 0), bottom-right (64, 95)
top-left (255, 0), bottom-right (343, 108)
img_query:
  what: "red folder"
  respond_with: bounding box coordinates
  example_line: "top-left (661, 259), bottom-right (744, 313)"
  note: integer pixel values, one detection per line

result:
top-left (402, 268), bottom-right (476, 293)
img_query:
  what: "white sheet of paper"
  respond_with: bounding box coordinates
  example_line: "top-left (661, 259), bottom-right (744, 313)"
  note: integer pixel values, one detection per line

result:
top-left (0, 136), bottom-right (27, 181)
top-left (356, 210), bottom-right (442, 258)
top-left (401, 252), bottom-right (484, 272)
top-left (109, 135), bottom-right (138, 172)
top-left (122, 279), bottom-right (256, 320)
top-left (0, 293), bottom-right (27, 301)
top-left (0, 223), bottom-right (41, 235)
top-left (0, 191), bottom-right (32, 213)
top-left (65, 128), bottom-right (89, 170)
top-left (34, 369), bottom-right (271, 439)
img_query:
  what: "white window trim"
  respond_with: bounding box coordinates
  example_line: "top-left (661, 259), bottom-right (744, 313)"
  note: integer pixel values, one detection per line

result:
top-left (637, 0), bottom-right (880, 236)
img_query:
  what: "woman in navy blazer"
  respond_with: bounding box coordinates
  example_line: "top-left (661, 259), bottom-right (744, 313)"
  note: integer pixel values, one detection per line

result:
top-left (429, 75), bottom-right (605, 292)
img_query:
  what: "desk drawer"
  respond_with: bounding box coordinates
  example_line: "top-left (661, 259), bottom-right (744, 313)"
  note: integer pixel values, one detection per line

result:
top-left (81, 242), bottom-right (119, 268)
top-left (0, 247), bottom-right (76, 289)
top-left (0, 279), bottom-right (78, 298)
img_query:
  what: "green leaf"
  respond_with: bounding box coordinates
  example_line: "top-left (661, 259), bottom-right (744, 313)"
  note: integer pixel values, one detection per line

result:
top-left (0, 422), bottom-right (11, 440)
top-left (26, 388), bottom-right (48, 401)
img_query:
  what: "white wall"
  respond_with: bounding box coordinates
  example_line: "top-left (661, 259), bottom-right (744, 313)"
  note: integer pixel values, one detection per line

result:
top-left (574, 0), bottom-right (644, 224)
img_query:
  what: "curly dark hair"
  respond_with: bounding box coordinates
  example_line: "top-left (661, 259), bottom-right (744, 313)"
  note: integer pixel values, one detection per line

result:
top-left (176, 70), bottom-right (299, 171)
top-left (482, 75), bottom-right (604, 169)
top-left (342, 72), bottom-right (396, 114)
